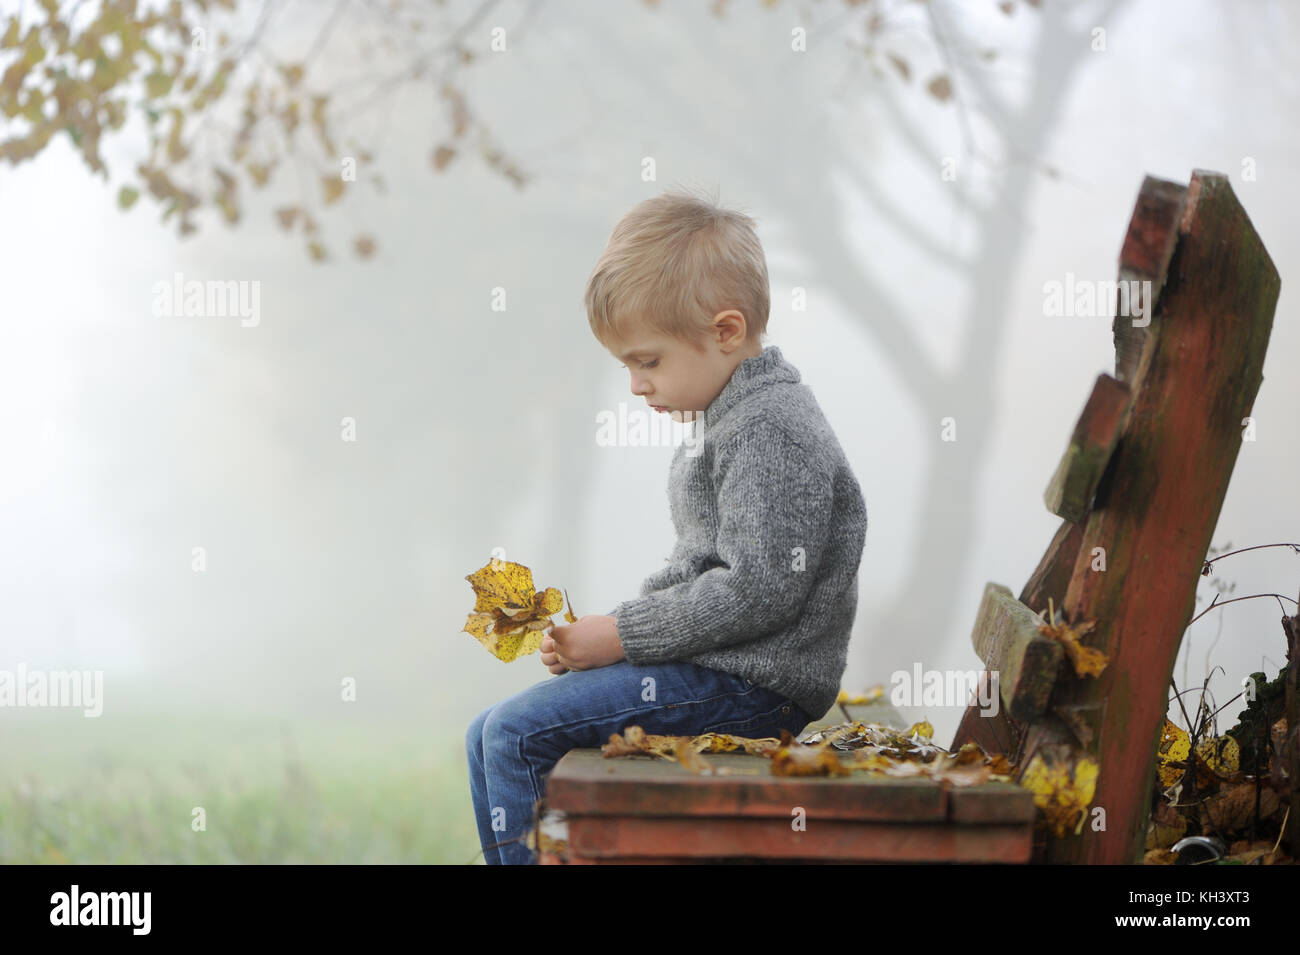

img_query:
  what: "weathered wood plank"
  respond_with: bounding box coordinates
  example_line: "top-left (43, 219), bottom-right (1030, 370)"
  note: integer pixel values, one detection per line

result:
top-left (545, 749), bottom-right (949, 821)
top-left (1021, 518), bottom-right (1085, 613)
top-left (969, 582), bottom-right (1063, 723)
top-left (949, 520), bottom-right (1082, 757)
top-left (1111, 175), bottom-right (1187, 384)
top-left (1043, 373), bottom-right (1132, 523)
top-left (1022, 170), bottom-right (1281, 864)
top-left (948, 782), bottom-right (1036, 825)
top-left (564, 816), bottom-right (1034, 863)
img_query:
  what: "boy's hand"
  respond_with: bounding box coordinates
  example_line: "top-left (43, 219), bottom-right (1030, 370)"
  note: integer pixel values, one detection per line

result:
top-left (543, 615), bottom-right (625, 673)
top-left (539, 633), bottom-right (568, 675)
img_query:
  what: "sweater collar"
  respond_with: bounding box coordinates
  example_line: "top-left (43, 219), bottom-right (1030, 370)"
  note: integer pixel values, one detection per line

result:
top-left (701, 345), bottom-right (801, 430)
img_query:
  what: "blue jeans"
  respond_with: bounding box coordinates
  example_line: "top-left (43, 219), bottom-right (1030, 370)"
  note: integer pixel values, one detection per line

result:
top-left (465, 660), bottom-right (811, 864)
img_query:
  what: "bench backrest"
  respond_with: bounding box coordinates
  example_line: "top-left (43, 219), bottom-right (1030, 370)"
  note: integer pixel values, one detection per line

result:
top-left (950, 170), bottom-right (1280, 864)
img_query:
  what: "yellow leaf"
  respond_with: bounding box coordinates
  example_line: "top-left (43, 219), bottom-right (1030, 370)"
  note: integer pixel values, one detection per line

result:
top-left (462, 560), bottom-right (569, 662)
top-left (322, 176), bottom-right (344, 205)
top-left (1195, 733), bottom-right (1240, 779)
top-left (905, 720), bottom-right (934, 740)
top-left (770, 732), bottom-right (851, 777)
top-left (1020, 752), bottom-right (1098, 837)
top-left (835, 686), bottom-right (884, 705)
top-left (1156, 718), bottom-right (1190, 789)
top-left (1037, 597), bottom-right (1108, 677)
top-left (602, 725), bottom-right (782, 759)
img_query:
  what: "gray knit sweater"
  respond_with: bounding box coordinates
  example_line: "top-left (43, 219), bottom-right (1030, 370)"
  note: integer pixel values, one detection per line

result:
top-left (609, 345), bottom-right (867, 720)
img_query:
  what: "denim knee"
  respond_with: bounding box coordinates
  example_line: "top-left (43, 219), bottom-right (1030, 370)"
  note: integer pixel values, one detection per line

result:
top-left (466, 704), bottom-right (494, 764)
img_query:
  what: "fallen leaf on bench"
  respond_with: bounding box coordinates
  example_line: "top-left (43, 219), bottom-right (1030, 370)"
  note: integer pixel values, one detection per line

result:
top-left (806, 720), bottom-right (944, 760)
top-left (1036, 597), bottom-right (1108, 677)
top-left (601, 725), bottom-right (782, 761)
top-left (987, 753), bottom-right (1017, 776)
top-left (770, 731), bottom-right (852, 777)
top-left (835, 686), bottom-right (885, 704)
top-left (845, 743), bottom-right (1003, 786)
top-left (461, 559), bottom-right (577, 662)
top-left (1020, 751), bottom-right (1099, 837)
top-left (674, 745), bottom-right (716, 775)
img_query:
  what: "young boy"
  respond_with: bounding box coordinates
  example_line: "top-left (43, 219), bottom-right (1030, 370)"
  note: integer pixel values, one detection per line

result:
top-left (465, 187), bottom-right (868, 864)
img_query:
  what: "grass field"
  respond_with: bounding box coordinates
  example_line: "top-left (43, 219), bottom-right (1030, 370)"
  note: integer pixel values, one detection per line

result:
top-left (0, 706), bottom-right (485, 864)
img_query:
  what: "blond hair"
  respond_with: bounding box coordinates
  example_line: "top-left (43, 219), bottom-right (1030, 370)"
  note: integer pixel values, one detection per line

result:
top-left (584, 185), bottom-right (770, 352)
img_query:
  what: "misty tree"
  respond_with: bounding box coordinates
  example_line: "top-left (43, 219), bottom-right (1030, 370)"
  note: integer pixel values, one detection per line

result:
top-left (3, 0), bottom-right (1142, 685)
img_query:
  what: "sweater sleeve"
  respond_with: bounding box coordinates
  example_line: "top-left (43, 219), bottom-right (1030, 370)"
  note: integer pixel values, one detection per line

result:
top-left (612, 423), bottom-right (834, 662)
top-left (637, 556), bottom-right (688, 597)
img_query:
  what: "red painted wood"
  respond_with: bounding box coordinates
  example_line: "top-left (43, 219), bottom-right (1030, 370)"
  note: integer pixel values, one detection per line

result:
top-left (1023, 171), bottom-right (1280, 864)
top-left (561, 816), bottom-right (1032, 863)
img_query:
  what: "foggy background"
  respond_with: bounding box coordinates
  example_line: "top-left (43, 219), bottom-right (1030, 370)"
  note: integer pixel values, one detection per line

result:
top-left (1, 0), bottom-right (1296, 862)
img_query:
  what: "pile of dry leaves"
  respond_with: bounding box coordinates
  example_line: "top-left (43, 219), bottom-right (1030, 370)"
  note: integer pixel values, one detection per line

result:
top-left (599, 719), bottom-right (1016, 786)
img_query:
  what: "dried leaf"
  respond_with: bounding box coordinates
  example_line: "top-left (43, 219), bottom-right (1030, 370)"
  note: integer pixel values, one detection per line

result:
top-left (1146, 798), bottom-right (1187, 850)
top-left (835, 686), bottom-right (885, 705)
top-left (1020, 752), bottom-right (1098, 837)
top-left (674, 743), bottom-right (715, 775)
top-left (886, 54), bottom-right (910, 82)
top-left (1143, 848), bottom-right (1177, 865)
top-left (462, 559), bottom-right (567, 662)
top-left (905, 720), bottom-right (935, 740)
top-left (1198, 781), bottom-right (1280, 833)
top-left (523, 826), bottom-right (567, 857)
top-left (602, 725), bottom-right (783, 760)
top-left (926, 74), bottom-right (953, 103)
top-left (432, 144), bottom-right (456, 171)
top-left (1037, 598), bottom-right (1108, 677)
top-left (1223, 839), bottom-right (1284, 865)
top-left (321, 175), bottom-right (344, 205)
top-left (771, 732), bottom-right (851, 777)
top-left (1195, 733), bottom-right (1240, 782)
top-left (1156, 717), bottom-right (1191, 789)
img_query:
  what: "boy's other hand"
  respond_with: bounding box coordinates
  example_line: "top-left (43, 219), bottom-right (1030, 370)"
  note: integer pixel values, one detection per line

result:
top-left (545, 615), bottom-right (626, 673)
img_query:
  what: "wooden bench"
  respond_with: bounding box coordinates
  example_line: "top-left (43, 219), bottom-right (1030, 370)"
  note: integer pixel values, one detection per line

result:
top-left (538, 170), bottom-right (1280, 865)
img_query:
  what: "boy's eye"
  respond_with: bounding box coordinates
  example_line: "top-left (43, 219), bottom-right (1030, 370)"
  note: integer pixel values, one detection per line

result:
top-left (640, 360), bottom-right (658, 369)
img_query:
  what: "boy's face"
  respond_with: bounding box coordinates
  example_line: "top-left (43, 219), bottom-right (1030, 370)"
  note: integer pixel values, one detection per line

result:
top-left (609, 316), bottom-right (756, 423)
